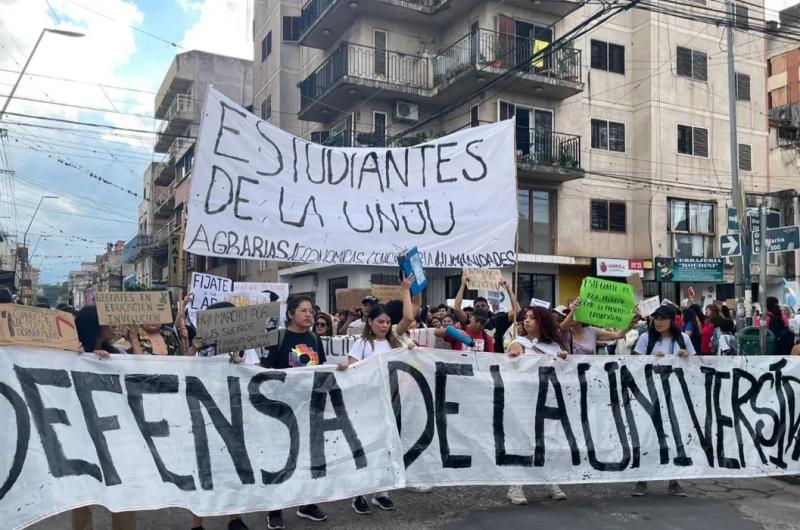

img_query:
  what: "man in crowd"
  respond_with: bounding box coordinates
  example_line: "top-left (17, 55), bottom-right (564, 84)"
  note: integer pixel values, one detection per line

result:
top-left (340, 295), bottom-right (379, 335)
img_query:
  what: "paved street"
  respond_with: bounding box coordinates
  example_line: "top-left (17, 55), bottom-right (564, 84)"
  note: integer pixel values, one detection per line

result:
top-left (28, 478), bottom-right (800, 529)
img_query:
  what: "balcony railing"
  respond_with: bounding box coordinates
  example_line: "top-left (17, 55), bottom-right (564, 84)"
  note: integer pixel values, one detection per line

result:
top-left (433, 28), bottom-right (581, 87)
top-left (300, 0), bottom-right (448, 36)
top-left (300, 42), bottom-right (428, 111)
top-left (157, 94), bottom-right (193, 136)
top-left (123, 233), bottom-right (153, 263)
top-left (516, 130), bottom-right (581, 170)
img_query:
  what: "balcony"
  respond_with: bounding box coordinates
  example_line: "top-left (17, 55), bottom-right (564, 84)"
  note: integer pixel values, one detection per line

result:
top-left (432, 29), bottom-right (583, 102)
top-left (300, 0), bottom-right (450, 49)
top-left (155, 94), bottom-right (194, 153)
top-left (153, 182), bottom-right (176, 218)
top-left (516, 130), bottom-right (583, 183)
top-left (153, 138), bottom-right (193, 186)
top-left (299, 41), bottom-right (429, 122)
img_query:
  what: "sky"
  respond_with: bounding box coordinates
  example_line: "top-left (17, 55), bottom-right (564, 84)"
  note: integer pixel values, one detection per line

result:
top-left (0, 0), bottom-right (796, 285)
top-left (0, 0), bottom-right (253, 286)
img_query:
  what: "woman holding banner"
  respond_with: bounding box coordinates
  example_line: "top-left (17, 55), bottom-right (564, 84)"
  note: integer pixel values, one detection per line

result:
top-left (338, 302), bottom-right (407, 514)
top-left (559, 298), bottom-right (635, 355)
top-left (631, 304), bottom-right (694, 498)
top-left (505, 306), bottom-right (569, 504)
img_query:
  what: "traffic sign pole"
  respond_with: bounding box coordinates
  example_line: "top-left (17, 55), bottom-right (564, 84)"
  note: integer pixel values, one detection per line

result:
top-left (759, 206), bottom-right (767, 353)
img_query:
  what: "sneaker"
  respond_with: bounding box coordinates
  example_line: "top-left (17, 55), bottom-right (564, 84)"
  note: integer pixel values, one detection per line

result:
top-left (352, 495), bottom-right (371, 515)
top-left (668, 481), bottom-right (687, 497)
top-left (631, 481), bottom-right (648, 497)
top-left (371, 496), bottom-right (395, 511)
top-left (547, 484), bottom-right (567, 501)
top-left (507, 485), bottom-right (527, 505)
top-left (296, 504), bottom-right (327, 522)
top-left (228, 519), bottom-right (249, 530)
top-left (405, 486), bottom-right (432, 493)
top-left (267, 511), bottom-right (284, 530)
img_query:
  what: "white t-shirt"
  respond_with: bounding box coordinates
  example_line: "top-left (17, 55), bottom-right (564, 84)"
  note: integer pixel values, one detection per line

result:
top-left (509, 336), bottom-right (563, 356)
top-left (242, 348), bottom-right (261, 365)
top-left (348, 337), bottom-right (393, 361)
top-left (633, 332), bottom-right (696, 356)
top-left (717, 333), bottom-right (736, 354)
top-left (347, 319), bottom-right (366, 335)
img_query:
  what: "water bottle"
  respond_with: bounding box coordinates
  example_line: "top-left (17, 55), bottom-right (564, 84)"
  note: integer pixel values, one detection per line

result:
top-left (444, 325), bottom-right (473, 346)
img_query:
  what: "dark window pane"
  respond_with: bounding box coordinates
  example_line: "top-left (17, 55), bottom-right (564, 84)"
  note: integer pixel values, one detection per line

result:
top-left (608, 121), bottom-right (625, 152)
top-left (735, 4), bottom-right (749, 30)
top-left (470, 105), bottom-right (479, 127)
top-left (374, 30), bottom-right (387, 76)
top-left (677, 125), bottom-right (692, 155)
top-left (518, 190), bottom-right (530, 253)
top-left (310, 130), bottom-right (330, 144)
top-left (738, 143), bottom-right (752, 171)
top-left (532, 191), bottom-right (551, 254)
top-left (609, 202), bottom-right (626, 232)
top-left (670, 200), bottom-right (689, 231)
top-left (608, 43), bottom-right (625, 74)
top-left (677, 47), bottom-right (692, 77)
top-left (499, 101), bottom-right (515, 120)
top-left (591, 119), bottom-right (607, 149)
top-left (736, 72), bottom-right (750, 101)
top-left (261, 36), bottom-right (268, 61)
top-left (590, 39), bottom-right (607, 70)
top-left (692, 50), bottom-right (707, 81)
top-left (693, 127), bottom-right (708, 157)
top-left (267, 31), bottom-right (272, 56)
top-left (591, 200), bottom-right (609, 230)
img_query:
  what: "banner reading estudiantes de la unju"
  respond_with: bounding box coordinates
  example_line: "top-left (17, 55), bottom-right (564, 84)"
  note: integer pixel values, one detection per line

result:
top-left (184, 88), bottom-right (517, 268)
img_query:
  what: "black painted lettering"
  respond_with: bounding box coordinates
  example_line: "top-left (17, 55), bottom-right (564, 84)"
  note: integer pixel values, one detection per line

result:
top-left (234, 176), bottom-right (258, 221)
top-left (214, 101), bottom-right (249, 163)
top-left (388, 361), bottom-right (434, 468)
top-left (578, 362), bottom-right (630, 471)
top-left (255, 121), bottom-right (284, 176)
top-left (0, 382), bottom-right (30, 501)
top-left (248, 372), bottom-right (299, 484)
top-left (463, 139), bottom-right (488, 181)
top-left (620, 365), bottom-right (669, 467)
top-left (435, 362), bottom-right (474, 468)
top-left (436, 142), bottom-right (458, 184)
top-left (491, 365), bottom-right (532, 467)
top-left (534, 366), bottom-right (580, 466)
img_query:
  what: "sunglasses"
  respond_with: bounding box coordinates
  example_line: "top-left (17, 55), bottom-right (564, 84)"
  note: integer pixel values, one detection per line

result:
top-left (315, 322), bottom-right (328, 327)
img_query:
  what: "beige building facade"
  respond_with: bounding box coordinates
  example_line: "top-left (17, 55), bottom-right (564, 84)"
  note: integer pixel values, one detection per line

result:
top-left (252, 0), bottom-right (774, 310)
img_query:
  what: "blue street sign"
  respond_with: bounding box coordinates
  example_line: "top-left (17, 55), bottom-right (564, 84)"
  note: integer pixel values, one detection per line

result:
top-left (752, 226), bottom-right (800, 254)
top-left (719, 233), bottom-right (741, 257)
top-left (727, 208), bottom-right (739, 232)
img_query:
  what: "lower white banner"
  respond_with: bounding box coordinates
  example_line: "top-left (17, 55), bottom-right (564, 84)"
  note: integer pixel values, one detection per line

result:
top-left (2, 347), bottom-right (800, 529)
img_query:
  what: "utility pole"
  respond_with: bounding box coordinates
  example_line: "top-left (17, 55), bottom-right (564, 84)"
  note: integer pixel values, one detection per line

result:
top-left (725, 0), bottom-right (751, 329)
top-left (758, 205), bottom-right (767, 353)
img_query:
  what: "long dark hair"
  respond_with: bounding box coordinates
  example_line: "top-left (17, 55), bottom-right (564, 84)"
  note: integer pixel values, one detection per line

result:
top-left (285, 295), bottom-right (313, 327)
top-left (767, 296), bottom-right (787, 332)
top-left (525, 306), bottom-right (565, 349)
top-left (75, 305), bottom-right (113, 353)
top-left (681, 308), bottom-right (700, 330)
top-left (690, 304), bottom-right (705, 325)
top-left (645, 317), bottom-right (686, 355)
top-left (315, 312), bottom-right (334, 337)
top-left (362, 304), bottom-right (401, 349)
top-left (706, 304), bottom-right (724, 327)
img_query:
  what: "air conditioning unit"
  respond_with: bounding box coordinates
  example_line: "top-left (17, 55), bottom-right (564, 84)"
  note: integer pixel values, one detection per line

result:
top-left (394, 101), bottom-right (419, 122)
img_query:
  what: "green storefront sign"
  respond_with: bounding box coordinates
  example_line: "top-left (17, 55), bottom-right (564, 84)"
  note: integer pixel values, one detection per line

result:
top-left (654, 257), bottom-right (724, 282)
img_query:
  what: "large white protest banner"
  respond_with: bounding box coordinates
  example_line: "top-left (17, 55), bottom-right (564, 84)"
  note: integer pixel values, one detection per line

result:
top-left (184, 88), bottom-right (517, 268)
top-left (4, 348), bottom-right (800, 529)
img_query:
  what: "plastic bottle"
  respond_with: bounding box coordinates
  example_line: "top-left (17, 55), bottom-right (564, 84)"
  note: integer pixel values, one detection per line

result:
top-left (444, 325), bottom-right (473, 346)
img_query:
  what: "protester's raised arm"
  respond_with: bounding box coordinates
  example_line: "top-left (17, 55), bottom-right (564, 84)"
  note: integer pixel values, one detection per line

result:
top-left (501, 279), bottom-right (519, 323)
top-left (454, 271), bottom-right (469, 325)
top-left (396, 273), bottom-right (416, 337)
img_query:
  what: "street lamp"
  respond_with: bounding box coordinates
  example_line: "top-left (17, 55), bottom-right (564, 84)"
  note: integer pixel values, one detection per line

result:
top-left (0, 28), bottom-right (85, 122)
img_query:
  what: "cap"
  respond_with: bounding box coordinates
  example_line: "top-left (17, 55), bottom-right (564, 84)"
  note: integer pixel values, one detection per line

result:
top-left (553, 305), bottom-right (568, 317)
top-left (362, 295), bottom-right (379, 304)
top-left (651, 305), bottom-right (676, 320)
top-left (473, 308), bottom-right (490, 322)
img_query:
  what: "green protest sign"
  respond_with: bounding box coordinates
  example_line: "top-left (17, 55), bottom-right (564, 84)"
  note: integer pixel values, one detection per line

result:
top-left (574, 277), bottom-right (636, 329)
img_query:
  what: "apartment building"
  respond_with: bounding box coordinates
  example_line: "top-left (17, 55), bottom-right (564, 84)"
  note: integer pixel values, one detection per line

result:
top-left (67, 261), bottom-right (98, 309)
top-left (123, 50), bottom-right (276, 292)
top-left (253, 0), bottom-right (772, 310)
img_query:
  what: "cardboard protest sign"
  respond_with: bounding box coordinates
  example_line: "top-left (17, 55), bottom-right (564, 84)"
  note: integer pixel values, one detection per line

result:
top-left (638, 295), bottom-right (661, 317)
top-left (626, 273), bottom-right (643, 300)
top-left (188, 272), bottom-right (235, 324)
top-left (529, 297), bottom-right (551, 309)
top-left (725, 299), bottom-right (737, 310)
top-left (184, 88), bottom-right (517, 268)
top-left (574, 277), bottom-right (636, 329)
top-left (335, 288), bottom-right (372, 310)
top-left (225, 281), bottom-right (289, 322)
top-left (371, 284), bottom-right (405, 303)
top-left (195, 302), bottom-right (280, 352)
top-left (0, 304), bottom-right (80, 351)
top-left (466, 268), bottom-right (503, 291)
top-left (95, 291), bottom-right (173, 326)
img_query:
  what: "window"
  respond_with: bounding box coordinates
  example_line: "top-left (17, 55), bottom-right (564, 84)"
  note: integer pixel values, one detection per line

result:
top-left (738, 143), bottom-right (752, 171)
top-left (445, 275), bottom-right (477, 300)
top-left (282, 16), bottom-right (301, 41)
top-left (676, 47), bottom-right (707, 81)
top-left (736, 72), bottom-right (750, 101)
top-left (591, 119), bottom-right (625, 152)
top-left (590, 40), bottom-right (625, 74)
top-left (470, 105), bottom-right (479, 127)
top-left (677, 125), bottom-right (708, 157)
top-left (734, 4), bottom-right (749, 30)
top-left (328, 276), bottom-right (348, 313)
top-left (591, 200), bottom-right (626, 232)
top-left (518, 189), bottom-right (552, 254)
top-left (516, 273), bottom-right (556, 308)
top-left (260, 95), bottom-right (271, 120)
top-left (258, 260), bottom-right (270, 272)
top-left (373, 111), bottom-right (387, 136)
top-left (374, 30), bottom-right (387, 76)
top-left (261, 31), bottom-right (272, 61)
top-left (668, 199), bottom-right (715, 258)
top-left (237, 260), bottom-right (249, 277)
top-left (310, 130), bottom-right (330, 144)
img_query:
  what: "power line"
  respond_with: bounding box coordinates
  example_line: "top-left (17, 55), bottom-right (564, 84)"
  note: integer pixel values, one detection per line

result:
top-left (2, 111), bottom-right (194, 139)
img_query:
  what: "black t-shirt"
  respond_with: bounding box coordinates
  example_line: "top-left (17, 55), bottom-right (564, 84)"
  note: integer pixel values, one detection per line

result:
top-left (489, 312), bottom-right (512, 353)
top-left (263, 329), bottom-right (327, 369)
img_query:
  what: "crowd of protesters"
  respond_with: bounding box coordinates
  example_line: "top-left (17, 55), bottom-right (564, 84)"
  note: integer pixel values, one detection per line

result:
top-left (5, 272), bottom-right (800, 530)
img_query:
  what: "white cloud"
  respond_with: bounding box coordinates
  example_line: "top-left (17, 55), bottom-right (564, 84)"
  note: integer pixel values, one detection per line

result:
top-left (179, 0), bottom-right (253, 60)
top-left (175, 0), bottom-right (203, 12)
